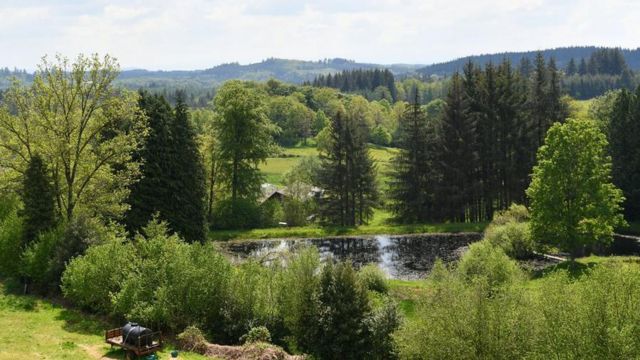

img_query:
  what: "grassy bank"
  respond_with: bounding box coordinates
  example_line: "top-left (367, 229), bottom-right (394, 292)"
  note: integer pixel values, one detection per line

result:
top-left (209, 221), bottom-right (486, 241)
top-left (0, 283), bottom-right (207, 360)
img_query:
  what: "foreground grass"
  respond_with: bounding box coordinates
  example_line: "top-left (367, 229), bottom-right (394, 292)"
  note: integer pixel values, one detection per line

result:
top-left (0, 283), bottom-right (208, 360)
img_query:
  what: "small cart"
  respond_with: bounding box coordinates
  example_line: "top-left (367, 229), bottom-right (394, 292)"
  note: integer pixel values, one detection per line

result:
top-left (105, 327), bottom-right (163, 360)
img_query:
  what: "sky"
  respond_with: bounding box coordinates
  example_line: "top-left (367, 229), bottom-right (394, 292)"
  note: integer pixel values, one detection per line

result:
top-left (0, 0), bottom-right (638, 70)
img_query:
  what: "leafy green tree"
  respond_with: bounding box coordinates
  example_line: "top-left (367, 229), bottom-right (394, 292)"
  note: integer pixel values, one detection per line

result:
top-left (212, 81), bottom-right (277, 227)
top-left (21, 154), bottom-right (56, 244)
top-left (526, 118), bottom-right (625, 258)
top-left (0, 54), bottom-right (146, 221)
top-left (566, 58), bottom-right (577, 76)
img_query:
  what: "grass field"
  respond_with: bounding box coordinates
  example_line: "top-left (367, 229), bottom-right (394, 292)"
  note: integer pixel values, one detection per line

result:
top-left (0, 284), bottom-right (208, 360)
top-left (260, 144), bottom-right (398, 185)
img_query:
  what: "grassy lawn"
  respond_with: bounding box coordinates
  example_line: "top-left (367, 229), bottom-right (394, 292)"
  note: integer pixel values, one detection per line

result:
top-left (0, 283), bottom-right (208, 360)
top-left (260, 144), bottom-right (398, 185)
top-left (209, 220), bottom-right (486, 241)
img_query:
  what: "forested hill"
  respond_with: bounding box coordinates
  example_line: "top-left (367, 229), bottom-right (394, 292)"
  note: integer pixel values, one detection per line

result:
top-left (117, 58), bottom-right (423, 85)
top-left (418, 46), bottom-right (640, 76)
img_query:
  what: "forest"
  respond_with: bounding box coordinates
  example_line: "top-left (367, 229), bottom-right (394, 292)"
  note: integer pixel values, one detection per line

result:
top-left (1, 48), bottom-right (640, 360)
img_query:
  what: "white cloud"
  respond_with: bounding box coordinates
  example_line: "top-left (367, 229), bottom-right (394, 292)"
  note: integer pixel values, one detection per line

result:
top-left (0, 0), bottom-right (638, 70)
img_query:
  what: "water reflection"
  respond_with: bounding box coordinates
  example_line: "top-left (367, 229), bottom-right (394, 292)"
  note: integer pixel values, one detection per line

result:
top-left (223, 233), bottom-right (640, 280)
top-left (223, 233), bottom-right (482, 280)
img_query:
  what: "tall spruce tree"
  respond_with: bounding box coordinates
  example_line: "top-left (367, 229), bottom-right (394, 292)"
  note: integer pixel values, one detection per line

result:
top-left (125, 92), bottom-right (174, 236)
top-left (125, 91), bottom-right (206, 242)
top-left (317, 106), bottom-right (378, 226)
top-left (435, 73), bottom-right (477, 221)
top-left (529, 52), bottom-right (548, 150)
top-left (168, 92), bottom-right (207, 242)
top-left (21, 154), bottom-right (56, 244)
top-left (609, 87), bottom-right (640, 221)
top-left (566, 58), bottom-right (577, 76)
top-left (388, 92), bottom-right (435, 222)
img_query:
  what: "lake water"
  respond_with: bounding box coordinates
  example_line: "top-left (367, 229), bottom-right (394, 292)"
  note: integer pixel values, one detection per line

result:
top-left (222, 233), bottom-right (482, 280)
top-left (221, 233), bottom-right (640, 280)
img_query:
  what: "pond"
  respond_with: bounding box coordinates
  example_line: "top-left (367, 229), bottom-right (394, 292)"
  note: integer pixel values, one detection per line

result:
top-left (222, 233), bottom-right (482, 280)
top-left (221, 233), bottom-right (640, 280)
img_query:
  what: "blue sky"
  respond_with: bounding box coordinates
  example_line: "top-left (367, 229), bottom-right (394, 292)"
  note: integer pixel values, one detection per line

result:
top-left (0, 0), bottom-right (638, 70)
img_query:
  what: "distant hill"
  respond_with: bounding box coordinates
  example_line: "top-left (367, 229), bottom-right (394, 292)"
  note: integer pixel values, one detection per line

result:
top-left (417, 46), bottom-right (640, 76)
top-left (115, 58), bottom-right (424, 89)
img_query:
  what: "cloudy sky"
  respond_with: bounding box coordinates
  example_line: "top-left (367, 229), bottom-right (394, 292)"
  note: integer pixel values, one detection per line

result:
top-left (0, 0), bottom-right (637, 70)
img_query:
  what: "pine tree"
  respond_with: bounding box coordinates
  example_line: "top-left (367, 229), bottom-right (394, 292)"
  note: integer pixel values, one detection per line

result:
top-left (317, 106), bottom-right (378, 226)
top-left (566, 58), bottom-right (577, 76)
top-left (388, 92), bottom-right (435, 222)
top-left (529, 52), bottom-right (548, 149)
top-left (125, 91), bottom-right (174, 236)
top-left (21, 154), bottom-right (56, 244)
top-left (168, 92), bottom-right (207, 242)
top-left (609, 87), bottom-right (640, 221)
top-left (435, 73), bottom-right (477, 221)
top-left (314, 261), bottom-right (371, 359)
top-left (578, 58), bottom-right (588, 75)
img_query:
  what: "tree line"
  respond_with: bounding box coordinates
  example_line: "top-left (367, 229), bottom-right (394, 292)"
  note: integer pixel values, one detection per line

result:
top-left (389, 54), bottom-right (568, 222)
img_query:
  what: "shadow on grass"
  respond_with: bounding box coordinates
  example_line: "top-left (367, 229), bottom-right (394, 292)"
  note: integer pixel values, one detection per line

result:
top-left (532, 260), bottom-right (599, 280)
top-left (56, 308), bottom-right (115, 337)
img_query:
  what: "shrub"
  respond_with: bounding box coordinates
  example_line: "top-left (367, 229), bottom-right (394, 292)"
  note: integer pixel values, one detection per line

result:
top-left (212, 198), bottom-right (261, 229)
top-left (0, 208), bottom-right (24, 278)
top-left (177, 326), bottom-right (208, 353)
top-left (358, 264), bottom-right (389, 293)
top-left (484, 204), bottom-right (534, 259)
top-left (259, 199), bottom-right (284, 228)
top-left (366, 298), bottom-right (401, 359)
top-left (484, 221), bottom-right (534, 259)
top-left (491, 203), bottom-right (530, 226)
top-left (241, 326), bottom-right (272, 344)
top-left (61, 235), bottom-right (135, 313)
top-left (457, 241), bottom-right (522, 288)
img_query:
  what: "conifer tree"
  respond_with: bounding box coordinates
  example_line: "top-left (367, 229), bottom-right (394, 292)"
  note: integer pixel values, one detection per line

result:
top-left (566, 58), bottom-right (577, 76)
top-left (388, 92), bottom-right (435, 222)
top-left (317, 106), bottom-right (378, 226)
top-left (125, 91), bottom-right (174, 236)
top-left (314, 261), bottom-right (371, 359)
top-left (609, 87), bottom-right (640, 221)
top-left (578, 58), bottom-right (588, 75)
top-left (168, 92), bottom-right (207, 242)
top-left (529, 52), bottom-right (548, 149)
top-left (21, 154), bottom-right (56, 244)
top-left (435, 73), bottom-right (477, 221)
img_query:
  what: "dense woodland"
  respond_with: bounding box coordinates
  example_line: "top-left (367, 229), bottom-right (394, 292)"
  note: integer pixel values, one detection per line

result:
top-left (1, 51), bottom-right (640, 359)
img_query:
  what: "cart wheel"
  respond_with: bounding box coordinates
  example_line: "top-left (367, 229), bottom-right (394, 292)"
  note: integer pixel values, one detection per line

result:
top-left (125, 350), bottom-right (136, 360)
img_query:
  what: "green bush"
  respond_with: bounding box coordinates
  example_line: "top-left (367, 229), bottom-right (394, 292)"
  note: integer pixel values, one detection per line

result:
top-left (259, 199), bottom-right (284, 228)
top-left (491, 203), bottom-right (530, 225)
top-left (0, 208), bottom-right (24, 278)
top-left (457, 241), bottom-right (522, 288)
top-left (484, 221), bottom-right (534, 259)
top-left (212, 198), bottom-right (261, 229)
top-left (241, 326), bottom-right (272, 344)
top-left (61, 236), bottom-right (135, 313)
top-left (484, 204), bottom-right (534, 259)
top-left (358, 264), bottom-right (389, 293)
top-left (398, 258), bottom-right (640, 359)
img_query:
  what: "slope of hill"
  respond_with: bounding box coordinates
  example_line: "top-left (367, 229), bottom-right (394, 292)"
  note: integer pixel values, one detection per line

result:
top-left (115, 58), bottom-right (424, 88)
top-left (417, 46), bottom-right (640, 76)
